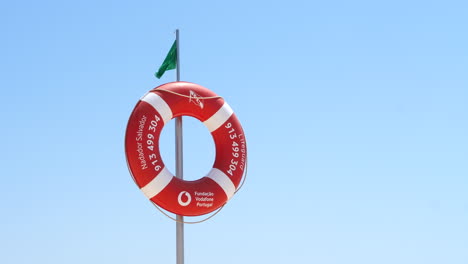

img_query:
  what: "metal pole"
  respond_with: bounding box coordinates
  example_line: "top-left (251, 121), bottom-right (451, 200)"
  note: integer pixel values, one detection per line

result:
top-left (176, 29), bottom-right (181, 82)
top-left (175, 29), bottom-right (184, 264)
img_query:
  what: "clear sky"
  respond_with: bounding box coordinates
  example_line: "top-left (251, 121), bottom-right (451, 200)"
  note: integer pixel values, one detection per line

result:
top-left (1, 0), bottom-right (467, 263)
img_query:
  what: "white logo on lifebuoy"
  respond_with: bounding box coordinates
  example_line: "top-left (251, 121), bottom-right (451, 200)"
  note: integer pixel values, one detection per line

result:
top-left (178, 191), bottom-right (192, 207)
top-left (189, 90), bottom-right (204, 109)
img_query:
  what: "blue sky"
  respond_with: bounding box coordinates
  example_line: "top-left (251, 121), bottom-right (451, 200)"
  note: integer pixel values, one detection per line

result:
top-left (1, 0), bottom-right (467, 263)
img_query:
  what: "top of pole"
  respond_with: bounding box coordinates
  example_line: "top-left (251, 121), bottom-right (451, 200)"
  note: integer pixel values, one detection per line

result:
top-left (176, 29), bottom-right (180, 82)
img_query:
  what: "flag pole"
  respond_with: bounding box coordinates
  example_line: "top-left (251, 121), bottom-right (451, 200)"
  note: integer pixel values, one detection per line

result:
top-left (175, 29), bottom-right (184, 264)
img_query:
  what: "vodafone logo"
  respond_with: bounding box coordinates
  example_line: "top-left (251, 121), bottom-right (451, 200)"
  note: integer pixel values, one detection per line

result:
top-left (177, 191), bottom-right (192, 207)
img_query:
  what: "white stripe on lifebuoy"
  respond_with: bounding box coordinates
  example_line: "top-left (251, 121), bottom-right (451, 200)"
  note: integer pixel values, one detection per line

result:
top-left (206, 168), bottom-right (236, 200)
top-left (203, 102), bottom-right (233, 132)
top-left (140, 167), bottom-right (174, 199)
top-left (141, 92), bottom-right (173, 124)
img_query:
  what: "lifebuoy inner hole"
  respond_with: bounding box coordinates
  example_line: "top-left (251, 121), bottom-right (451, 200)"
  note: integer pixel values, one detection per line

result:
top-left (158, 116), bottom-right (216, 181)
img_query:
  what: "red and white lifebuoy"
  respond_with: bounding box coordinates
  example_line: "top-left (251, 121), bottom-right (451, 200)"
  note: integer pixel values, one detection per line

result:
top-left (125, 82), bottom-right (247, 216)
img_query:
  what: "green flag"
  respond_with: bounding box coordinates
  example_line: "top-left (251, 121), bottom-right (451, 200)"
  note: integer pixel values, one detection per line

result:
top-left (155, 40), bottom-right (177, 79)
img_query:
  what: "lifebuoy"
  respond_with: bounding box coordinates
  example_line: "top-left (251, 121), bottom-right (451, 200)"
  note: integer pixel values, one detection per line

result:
top-left (125, 82), bottom-right (247, 216)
